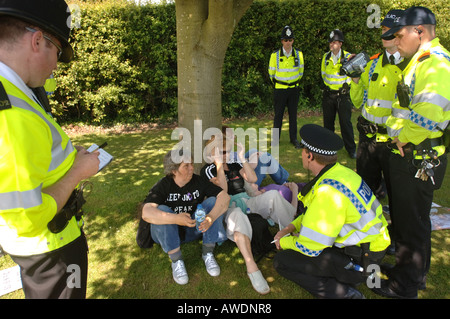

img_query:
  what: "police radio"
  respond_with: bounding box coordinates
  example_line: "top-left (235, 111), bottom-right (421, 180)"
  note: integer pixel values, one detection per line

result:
top-left (396, 75), bottom-right (411, 109)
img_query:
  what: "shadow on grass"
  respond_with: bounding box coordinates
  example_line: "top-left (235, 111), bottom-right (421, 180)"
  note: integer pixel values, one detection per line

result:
top-left (66, 113), bottom-right (449, 300)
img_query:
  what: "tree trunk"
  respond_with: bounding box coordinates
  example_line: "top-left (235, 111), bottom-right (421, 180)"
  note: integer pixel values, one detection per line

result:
top-left (175, 0), bottom-right (253, 170)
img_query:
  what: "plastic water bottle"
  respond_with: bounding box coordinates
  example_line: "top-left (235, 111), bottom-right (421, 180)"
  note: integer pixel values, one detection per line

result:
top-left (194, 204), bottom-right (206, 231)
top-left (345, 261), bottom-right (364, 272)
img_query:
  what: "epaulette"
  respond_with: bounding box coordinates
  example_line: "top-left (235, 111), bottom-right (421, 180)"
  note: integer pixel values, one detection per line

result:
top-left (370, 53), bottom-right (382, 60)
top-left (418, 51), bottom-right (431, 62)
top-left (0, 81), bottom-right (12, 111)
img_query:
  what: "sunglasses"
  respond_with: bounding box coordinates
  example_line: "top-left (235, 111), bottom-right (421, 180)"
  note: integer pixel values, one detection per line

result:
top-left (25, 27), bottom-right (63, 61)
top-left (282, 39), bottom-right (294, 42)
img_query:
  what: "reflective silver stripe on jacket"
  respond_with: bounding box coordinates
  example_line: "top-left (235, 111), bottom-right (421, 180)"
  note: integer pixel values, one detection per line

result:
top-left (361, 107), bottom-right (390, 125)
top-left (0, 95), bottom-right (74, 211)
top-left (273, 72), bottom-right (303, 82)
top-left (412, 92), bottom-right (450, 111)
top-left (320, 178), bottom-right (382, 248)
top-left (0, 184), bottom-right (43, 210)
top-left (387, 108), bottom-right (411, 137)
top-left (322, 74), bottom-right (349, 86)
top-left (298, 224), bottom-right (336, 247)
top-left (9, 95), bottom-right (74, 172)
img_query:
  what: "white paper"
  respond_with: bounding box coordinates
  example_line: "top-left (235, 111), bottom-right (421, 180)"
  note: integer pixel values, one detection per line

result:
top-left (87, 144), bottom-right (113, 172)
top-left (0, 265), bottom-right (22, 296)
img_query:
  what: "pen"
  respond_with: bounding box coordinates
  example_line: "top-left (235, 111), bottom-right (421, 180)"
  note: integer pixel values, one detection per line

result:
top-left (271, 219), bottom-right (287, 243)
top-left (90, 142), bottom-right (107, 153)
top-left (271, 234), bottom-right (289, 244)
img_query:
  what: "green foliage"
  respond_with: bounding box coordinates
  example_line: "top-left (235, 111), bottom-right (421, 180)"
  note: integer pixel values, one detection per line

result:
top-left (54, 0), bottom-right (177, 123)
top-left (53, 0), bottom-right (449, 123)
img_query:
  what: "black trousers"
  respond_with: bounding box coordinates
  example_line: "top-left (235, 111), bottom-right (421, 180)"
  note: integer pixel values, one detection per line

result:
top-left (387, 152), bottom-right (447, 297)
top-left (322, 91), bottom-right (356, 154)
top-left (356, 135), bottom-right (392, 200)
top-left (274, 247), bottom-right (368, 299)
top-left (11, 233), bottom-right (88, 299)
top-left (273, 86), bottom-right (300, 143)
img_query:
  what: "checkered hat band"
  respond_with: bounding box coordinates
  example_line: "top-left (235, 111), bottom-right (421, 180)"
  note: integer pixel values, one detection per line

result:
top-left (301, 139), bottom-right (338, 155)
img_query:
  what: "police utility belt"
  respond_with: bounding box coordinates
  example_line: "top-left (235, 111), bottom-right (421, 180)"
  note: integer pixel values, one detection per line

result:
top-left (343, 243), bottom-right (385, 278)
top-left (47, 181), bottom-right (92, 233)
top-left (391, 136), bottom-right (446, 154)
top-left (324, 82), bottom-right (350, 96)
top-left (357, 115), bottom-right (387, 136)
top-left (273, 79), bottom-right (300, 88)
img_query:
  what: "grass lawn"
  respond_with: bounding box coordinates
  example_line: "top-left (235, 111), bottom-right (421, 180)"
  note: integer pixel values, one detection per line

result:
top-left (1, 110), bottom-right (449, 300)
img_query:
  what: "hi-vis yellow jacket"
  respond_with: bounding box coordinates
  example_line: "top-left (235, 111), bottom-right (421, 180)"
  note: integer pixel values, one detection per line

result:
top-left (386, 37), bottom-right (450, 157)
top-left (268, 48), bottom-right (304, 89)
top-left (350, 52), bottom-right (404, 142)
top-left (321, 50), bottom-right (352, 91)
top-left (0, 75), bottom-right (81, 256)
top-left (280, 163), bottom-right (390, 256)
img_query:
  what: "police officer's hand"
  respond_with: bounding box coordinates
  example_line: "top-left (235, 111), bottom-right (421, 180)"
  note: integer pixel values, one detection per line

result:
top-left (42, 146), bottom-right (100, 213)
top-left (273, 230), bottom-right (287, 250)
top-left (72, 146), bottom-right (100, 180)
top-left (274, 225), bottom-right (293, 250)
top-left (392, 137), bottom-right (408, 157)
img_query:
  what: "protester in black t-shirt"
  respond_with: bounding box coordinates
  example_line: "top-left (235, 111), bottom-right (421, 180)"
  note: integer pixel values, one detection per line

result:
top-left (142, 148), bottom-right (230, 285)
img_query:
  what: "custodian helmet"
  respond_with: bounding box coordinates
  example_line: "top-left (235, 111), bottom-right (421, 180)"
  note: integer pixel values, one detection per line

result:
top-left (0, 0), bottom-right (74, 62)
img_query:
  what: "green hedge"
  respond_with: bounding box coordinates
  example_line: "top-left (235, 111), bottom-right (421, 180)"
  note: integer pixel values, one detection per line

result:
top-left (53, 0), bottom-right (449, 123)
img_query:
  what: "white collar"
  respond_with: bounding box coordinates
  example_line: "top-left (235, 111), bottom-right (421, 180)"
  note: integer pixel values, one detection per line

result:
top-left (0, 61), bottom-right (39, 103)
top-left (283, 47), bottom-right (292, 58)
top-left (385, 50), bottom-right (402, 65)
top-left (331, 50), bottom-right (341, 65)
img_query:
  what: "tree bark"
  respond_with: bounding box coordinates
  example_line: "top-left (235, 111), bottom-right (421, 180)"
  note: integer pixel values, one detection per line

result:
top-left (175, 0), bottom-right (253, 169)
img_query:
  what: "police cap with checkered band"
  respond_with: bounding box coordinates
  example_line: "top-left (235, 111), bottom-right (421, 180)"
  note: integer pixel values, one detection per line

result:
top-left (299, 124), bottom-right (344, 156)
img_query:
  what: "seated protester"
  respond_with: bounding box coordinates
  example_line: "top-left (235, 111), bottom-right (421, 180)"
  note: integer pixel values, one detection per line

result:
top-left (222, 125), bottom-right (290, 186)
top-left (199, 137), bottom-right (276, 295)
top-left (252, 182), bottom-right (307, 215)
top-left (221, 126), bottom-right (303, 212)
top-left (141, 148), bottom-right (229, 285)
top-left (273, 124), bottom-right (390, 299)
top-left (201, 135), bottom-right (297, 229)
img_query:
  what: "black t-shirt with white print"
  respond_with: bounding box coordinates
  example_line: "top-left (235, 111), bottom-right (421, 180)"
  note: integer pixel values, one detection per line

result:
top-left (144, 174), bottom-right (223, 215)
top-left (200, 161), bottom-right (245, 195)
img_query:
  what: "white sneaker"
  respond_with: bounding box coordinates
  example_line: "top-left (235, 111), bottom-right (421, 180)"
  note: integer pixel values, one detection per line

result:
top-left (202, 253), bottom-right (220, 277)
top-left (248, 270), bottom-right (270, 295)
top-left (172, 260), bottom-right (189, 285)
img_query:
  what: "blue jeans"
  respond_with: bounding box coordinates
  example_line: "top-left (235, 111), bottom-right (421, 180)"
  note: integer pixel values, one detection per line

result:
top-left (150, 197), bottom-right (226, 253)
top-left (245, 149), bottom-right (289, 186)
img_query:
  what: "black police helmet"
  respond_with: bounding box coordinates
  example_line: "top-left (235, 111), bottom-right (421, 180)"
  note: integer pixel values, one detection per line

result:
top-left (328, 29), bottom-right (344, 43)
top-left (281, 26), bottom-right (294, 40)
top-left (0, 0), bottom-right (73, 63)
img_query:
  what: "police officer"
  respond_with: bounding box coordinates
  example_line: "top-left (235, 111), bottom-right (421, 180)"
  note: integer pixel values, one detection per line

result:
top-left (351, 10), bottom-right (407, 201)
top-left (0, 0), bottom-right (100, 298)
top-left (273, 124), bottom-right (390, 299)
top-left (373, 6), bottom-right (449, 299)
top-left (321, 30), bottom-right (357, 158)
top-left (268, 25), bottom-right (304, 149)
